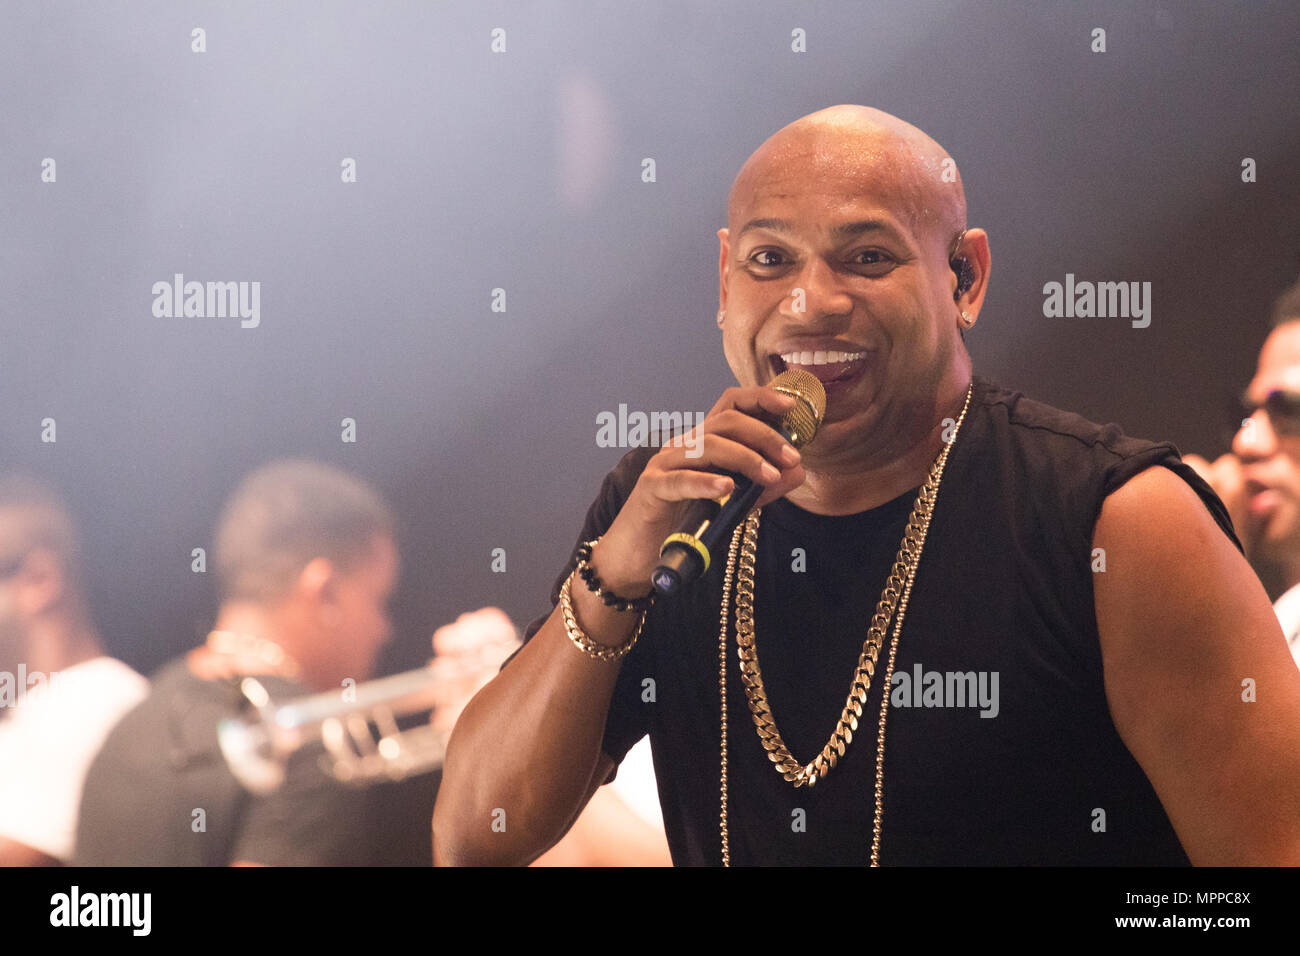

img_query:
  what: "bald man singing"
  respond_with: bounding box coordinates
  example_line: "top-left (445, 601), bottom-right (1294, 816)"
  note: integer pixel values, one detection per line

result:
top-left (433, 106), bottom-right (1300, 866)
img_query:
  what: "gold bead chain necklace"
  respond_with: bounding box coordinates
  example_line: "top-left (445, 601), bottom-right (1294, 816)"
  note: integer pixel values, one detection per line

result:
top-left (718, 383), bottom-right (973, 866)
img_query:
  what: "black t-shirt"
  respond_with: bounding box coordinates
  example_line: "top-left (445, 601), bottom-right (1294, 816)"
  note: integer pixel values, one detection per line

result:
top-left (74, 657), bottom-right (371, 866)
top-left (517, 375), bottom-right (1239, 866)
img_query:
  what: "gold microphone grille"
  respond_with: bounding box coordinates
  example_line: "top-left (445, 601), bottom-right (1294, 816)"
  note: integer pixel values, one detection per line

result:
top-left (769, 368), bottom-right (827, 448)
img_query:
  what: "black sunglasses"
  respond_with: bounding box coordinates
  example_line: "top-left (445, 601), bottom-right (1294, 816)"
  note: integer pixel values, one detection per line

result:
top-left (1238, 389), bottom-right (1300, 437)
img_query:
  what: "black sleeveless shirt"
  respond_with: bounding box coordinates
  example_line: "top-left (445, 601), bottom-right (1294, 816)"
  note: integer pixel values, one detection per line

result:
top-left (521, 375), bottom-right (1238, 866)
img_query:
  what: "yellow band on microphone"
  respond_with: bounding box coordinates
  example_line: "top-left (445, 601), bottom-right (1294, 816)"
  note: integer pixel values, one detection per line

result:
top-left (660, 532), bottom-right (711, 575)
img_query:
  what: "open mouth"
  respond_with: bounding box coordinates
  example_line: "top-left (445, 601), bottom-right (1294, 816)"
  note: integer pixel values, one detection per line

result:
top-left (1247, 487), bottom-right (1282, 520)
top-left (770, 349), bottom-right (870, 386)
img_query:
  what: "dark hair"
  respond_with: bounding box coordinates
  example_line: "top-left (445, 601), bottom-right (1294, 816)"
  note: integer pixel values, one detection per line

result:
top-left (1271, 274), bottom-right (1300, 328)
top-left (0, 474), bottom-right (84, 591)
top-left (214, 460), bottom-right (395, 605)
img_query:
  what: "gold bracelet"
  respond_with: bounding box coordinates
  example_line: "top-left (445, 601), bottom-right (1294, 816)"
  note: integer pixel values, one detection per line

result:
top-left (559, 570), bottom-right (644, 663)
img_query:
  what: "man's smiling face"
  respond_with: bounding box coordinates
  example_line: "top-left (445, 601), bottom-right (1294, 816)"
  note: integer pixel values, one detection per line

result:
top-left (717, 109), bottom-right (971, 466)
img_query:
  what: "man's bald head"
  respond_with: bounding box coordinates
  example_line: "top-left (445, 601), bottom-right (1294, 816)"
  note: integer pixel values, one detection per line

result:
top-left (727, 105), bottom-right (966, 255)
top-left (715, 105), bottom-right (985, 469)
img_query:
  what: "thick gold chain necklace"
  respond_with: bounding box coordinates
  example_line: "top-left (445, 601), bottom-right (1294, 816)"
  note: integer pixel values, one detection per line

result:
top-left (718, 383), bottom-right (972, 866)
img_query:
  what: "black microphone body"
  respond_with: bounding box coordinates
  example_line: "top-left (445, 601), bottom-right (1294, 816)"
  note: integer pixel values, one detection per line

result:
top-left (651, 467), bottom-right (767, 596)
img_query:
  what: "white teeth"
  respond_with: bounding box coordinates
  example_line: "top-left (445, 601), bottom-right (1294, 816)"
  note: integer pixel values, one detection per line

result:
top-left (779, 350), bottom-right (867, 366)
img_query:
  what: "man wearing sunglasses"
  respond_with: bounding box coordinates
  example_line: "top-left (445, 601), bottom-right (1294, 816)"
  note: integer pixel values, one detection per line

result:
top-left (1187, 278), bottom-right (1300, 668)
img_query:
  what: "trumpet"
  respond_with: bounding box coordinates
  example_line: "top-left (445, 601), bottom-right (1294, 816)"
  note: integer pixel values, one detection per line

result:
top-left (217, 639), bottom-right (520, 794)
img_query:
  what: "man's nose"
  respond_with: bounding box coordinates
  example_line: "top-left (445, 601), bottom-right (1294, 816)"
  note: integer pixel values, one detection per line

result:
top-left (784, 258), bottom-right (853, 320)
top-left (1234, 410), bottom-right (1278, 461)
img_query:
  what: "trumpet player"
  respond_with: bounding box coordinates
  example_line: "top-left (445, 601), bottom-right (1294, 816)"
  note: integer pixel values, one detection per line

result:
top-left (74, 459), bottom-right (400, 865)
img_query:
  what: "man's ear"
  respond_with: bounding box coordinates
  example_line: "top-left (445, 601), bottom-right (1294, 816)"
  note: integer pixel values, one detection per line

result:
top-left (296, 558), bottom-right (343, 629)
top-left (716, 227), bottom-right (730, 326)
top-left (952, 227), bottom-right (991, 318)
top-left (295, 557), bottom-right (335, 604)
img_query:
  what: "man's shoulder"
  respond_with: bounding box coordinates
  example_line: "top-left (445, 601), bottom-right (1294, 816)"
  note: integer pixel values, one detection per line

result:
top-left (8, 657), bottom-right (149, 757)
top-left (53, 657), bottom-right (149, 713)
top-left (972, 375), bottom-right (1241, 551)
top-left (120, 656), bottom-right (211, 715)
top-left (973, 375), bottom-right (1171, 465)
top-left (58, 655), bottom-right (147, 688)
top-left (99, 655), bottom-right (304, 753)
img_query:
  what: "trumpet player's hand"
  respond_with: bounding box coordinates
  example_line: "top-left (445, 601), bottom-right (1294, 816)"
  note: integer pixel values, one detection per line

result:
top-left (428, 607), bottom-right (520, 733)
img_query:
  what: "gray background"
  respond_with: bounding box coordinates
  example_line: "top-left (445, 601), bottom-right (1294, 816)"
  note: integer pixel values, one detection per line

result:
top-left (4, 0), bottom-right (1299, 680)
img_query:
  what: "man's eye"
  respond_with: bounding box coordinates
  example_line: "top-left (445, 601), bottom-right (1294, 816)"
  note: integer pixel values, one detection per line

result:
top-left (748, 250), bottom-right (788, 268)
top-left (852, 249), bottom-right (892, 266)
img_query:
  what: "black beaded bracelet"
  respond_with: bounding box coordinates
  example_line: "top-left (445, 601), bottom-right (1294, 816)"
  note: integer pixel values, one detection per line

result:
top-left (574, 539), bottom-right (656, 612)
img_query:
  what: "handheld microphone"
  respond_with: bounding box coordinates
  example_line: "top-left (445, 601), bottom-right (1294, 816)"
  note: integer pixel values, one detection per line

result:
top-left (651, 368), bottom-right (826, 596)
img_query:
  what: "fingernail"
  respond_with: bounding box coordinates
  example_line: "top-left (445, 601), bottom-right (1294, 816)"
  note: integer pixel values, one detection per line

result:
top-left (761, 463), bottom-right (781, 483)
top-left (780, 444), bottom-right (800, 465)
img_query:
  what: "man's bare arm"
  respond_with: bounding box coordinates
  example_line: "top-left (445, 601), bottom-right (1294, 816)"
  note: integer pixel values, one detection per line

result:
top-left (1094, 465), bottom-right (1300, 864)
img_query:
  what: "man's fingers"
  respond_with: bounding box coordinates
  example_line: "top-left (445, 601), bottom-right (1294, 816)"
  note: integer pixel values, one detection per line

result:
top-left (1183, 454), bottom-right (1212, 482)
top-left (708, 384), bottom-right (798, 420)
top-left (432, 607), bottom-right (518, 656)
top-left (1184, 453), bottom-right (1245, 503)
top-left (699, 408), bottom-right (803, 469)
top-left (754, 464), bottom-right (807, 508)
top-left (1209, 452), bottom-right (1245, 490)
top-left (664, 408), bottom-right (801, 486)
top-left (656, 469), bottom-right (736, 503)
top-left (650, 432), bottom-right (802, 502)
top-left (1183, 454), bottom-right (1254, 551)
top-left (642, 386), bottom-right (808, 510)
